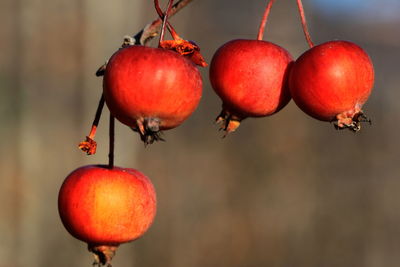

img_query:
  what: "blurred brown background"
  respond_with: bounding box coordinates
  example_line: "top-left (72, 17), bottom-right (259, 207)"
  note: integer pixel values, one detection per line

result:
top-left (1, 0), bottom-right (399, 266)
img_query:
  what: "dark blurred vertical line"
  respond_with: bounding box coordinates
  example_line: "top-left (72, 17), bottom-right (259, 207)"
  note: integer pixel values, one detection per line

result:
top-left (11, 0), bottom-right (24, 262)
top-left (74, 0), bottom-right (87, 131)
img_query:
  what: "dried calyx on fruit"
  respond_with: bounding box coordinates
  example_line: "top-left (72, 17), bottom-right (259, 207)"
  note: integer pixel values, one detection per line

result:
top-left (155, 0), bottom-right (207, 67)
top-left (289, 0), bottom-right (374, 131)
top-left (209, 0), bottom-right (293, 135)
top-left (160, 39), bottom-right (207, 67)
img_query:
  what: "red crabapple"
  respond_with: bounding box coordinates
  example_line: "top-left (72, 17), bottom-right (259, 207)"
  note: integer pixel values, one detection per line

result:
top-left (209, 0), bottom-right (293, 134)
top-left (289, 40), bottom-right (374, 131)
top-left (103, 45), bottom-right (202, 144)
top-left (58, 165), bottom-right (156, 266)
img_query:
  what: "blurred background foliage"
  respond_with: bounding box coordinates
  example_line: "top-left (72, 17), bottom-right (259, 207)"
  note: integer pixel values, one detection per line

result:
top-left (1, 0), bottom-right (399, 266)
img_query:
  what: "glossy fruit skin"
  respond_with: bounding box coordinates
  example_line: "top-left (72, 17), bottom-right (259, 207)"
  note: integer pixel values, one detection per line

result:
top-left (210, 39), bottom-right (293, 120)
top-left (289, 40), bottom-right (374, 126)
top-left (103, 45), bottom-right (202, 133)
top-left (58, 165), bottom-right (156, 246)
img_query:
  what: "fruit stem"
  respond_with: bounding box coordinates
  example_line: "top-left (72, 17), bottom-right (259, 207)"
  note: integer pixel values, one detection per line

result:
top-left (78, 94), bottom-right (105, 155)
top-left (158, 0), bottom-right (174, 46)
top-left (108, 114), bottom-right (115, 169)
top-left (257, 0), bottom-right (276, 41)
top-left (91, 94), bottom-right (106, 136)
top-left (136, 0), bottom-right (194, 45)
top-left (296, 0), bottom-right (314, 48)
top-left (154, 0), bottom-right (182, 40)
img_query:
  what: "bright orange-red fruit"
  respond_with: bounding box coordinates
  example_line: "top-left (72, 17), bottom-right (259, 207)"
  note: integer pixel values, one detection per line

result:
top-left (209, 39), bottom-right (293, 134)
top-left (58, 165), bottom-right (156, 266)
top-left (103, 45), bottom-right (202, 144)
top-left (289, 40), bottom-right (374, 131)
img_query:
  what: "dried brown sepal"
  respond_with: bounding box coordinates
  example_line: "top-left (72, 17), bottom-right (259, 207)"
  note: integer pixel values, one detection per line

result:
top-left (78, 136), bottom-right (97, 155)
top-left (333, 111), bottom-right (371, 132)
top-left (133, 117), bottom-right (166, 145)
top-left (139, 131), bottom-right (166, 146)
top-left (88, 244), bottom-right (118, 267)
top-left (159, 39), bottom-right (207, 67)
top-left (215, 109), bottom-right (242, 137)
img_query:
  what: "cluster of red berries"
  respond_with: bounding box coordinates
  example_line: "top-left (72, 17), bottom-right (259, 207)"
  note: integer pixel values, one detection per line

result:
top-left (211, 0), bottom-right (374, 134)
top-left (58, 0), bottom-right (375, 266)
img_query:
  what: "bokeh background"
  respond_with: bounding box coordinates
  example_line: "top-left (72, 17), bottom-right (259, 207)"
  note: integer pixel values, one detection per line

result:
top-left (1, 0), bottom-right (399, 266)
